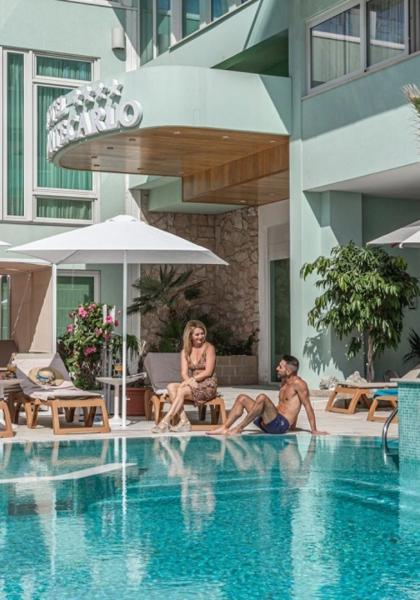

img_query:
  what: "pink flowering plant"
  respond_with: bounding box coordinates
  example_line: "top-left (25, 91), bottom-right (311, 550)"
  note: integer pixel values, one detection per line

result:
top-left (58, 303), bottom-right (117, 390)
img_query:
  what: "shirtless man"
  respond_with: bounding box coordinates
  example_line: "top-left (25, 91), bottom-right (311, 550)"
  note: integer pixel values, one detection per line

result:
top-left (209, 355), bottom-right (327, 436)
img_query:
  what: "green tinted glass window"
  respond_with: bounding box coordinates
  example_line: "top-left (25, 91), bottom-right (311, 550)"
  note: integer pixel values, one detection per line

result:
top-left (37, 197), bottom-right (92, 220)
top-left (211, 0), bottom-right (229, 20)
top-left (7, 53), bottom-right (24, 216)
top-left (57, 275), bottom-right (95, 336)
top-left (37, 56), bottom-right (92, 80)
top-left (183, 0), bottom-right (200, 36)
top-left (140, 0), bottom-right (154, 64)
top-left (157, 0), bottom-right (171, 55)
top-left (271, 259), bottom-right (290, 381)
top-left (0, 276), bottom-right (11, 340)
top-left (37, 86), bottom-right (92, 190)
top-left (311, 5), bottom-right (361, 88)
top-left (367, 0), bottom-right (406, 67)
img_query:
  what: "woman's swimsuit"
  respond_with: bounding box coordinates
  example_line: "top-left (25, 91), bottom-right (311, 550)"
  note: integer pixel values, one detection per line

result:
top-left (187, 348), bottom-right (217, 405)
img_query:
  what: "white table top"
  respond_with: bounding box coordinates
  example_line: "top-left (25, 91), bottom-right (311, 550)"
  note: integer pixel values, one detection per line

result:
top-left (391, 378), bottom-right (420, 385)
top-left (96, 373), bottom-right (146, 387)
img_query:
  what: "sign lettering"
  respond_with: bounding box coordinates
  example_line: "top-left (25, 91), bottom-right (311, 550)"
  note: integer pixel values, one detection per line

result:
top-left (46, 80), bottom-right (143, 159)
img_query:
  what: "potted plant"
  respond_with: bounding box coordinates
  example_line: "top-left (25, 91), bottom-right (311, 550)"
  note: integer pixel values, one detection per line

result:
top-left (301, 242), bottom-right (420, 381)
top-left (112, 335), bottom-right (147, 417)
top-left (58, 303), bottom-right (118, 390)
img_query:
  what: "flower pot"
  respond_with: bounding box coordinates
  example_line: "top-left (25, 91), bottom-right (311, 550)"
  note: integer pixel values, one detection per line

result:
top-left (126, 387), bottom-right (147, 416)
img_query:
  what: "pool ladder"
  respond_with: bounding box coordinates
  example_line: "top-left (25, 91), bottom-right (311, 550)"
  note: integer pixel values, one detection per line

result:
top-left (382, 406), bottom-right (398, 453)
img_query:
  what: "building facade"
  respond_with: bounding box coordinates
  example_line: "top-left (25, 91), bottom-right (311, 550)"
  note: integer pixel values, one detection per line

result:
top-left (2, 0), bottom-right (420, 385)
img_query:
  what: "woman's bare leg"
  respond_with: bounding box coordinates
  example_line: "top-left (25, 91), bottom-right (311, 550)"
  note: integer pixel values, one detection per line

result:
top-left (161, 385), bottom-right (192, 423)
top-left (167, 383), bottom-right (188, 422)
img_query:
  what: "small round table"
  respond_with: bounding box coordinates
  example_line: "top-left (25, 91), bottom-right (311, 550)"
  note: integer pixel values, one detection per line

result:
top-left (96, 373), bottom-right (146, 428)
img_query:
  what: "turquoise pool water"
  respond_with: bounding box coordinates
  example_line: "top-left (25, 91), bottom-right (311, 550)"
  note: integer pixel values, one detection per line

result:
top-left (0, 435), bottom-right (419, 600)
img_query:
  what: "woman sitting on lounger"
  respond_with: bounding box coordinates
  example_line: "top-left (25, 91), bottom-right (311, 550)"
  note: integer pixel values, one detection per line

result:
top-left (152, 320), bottom-right (217, 433)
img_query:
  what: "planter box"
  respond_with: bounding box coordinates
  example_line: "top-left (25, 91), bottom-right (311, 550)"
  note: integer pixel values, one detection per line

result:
top-left (126, 387), bottom-right (149, 417)
top-left (217, 355), bottom-right (258, 386)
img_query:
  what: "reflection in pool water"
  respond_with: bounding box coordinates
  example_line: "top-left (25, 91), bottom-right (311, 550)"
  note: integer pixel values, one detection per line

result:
top-left (0, 435), bottom-right (418, 599)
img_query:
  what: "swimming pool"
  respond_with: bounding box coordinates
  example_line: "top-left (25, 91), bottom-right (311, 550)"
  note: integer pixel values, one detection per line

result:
top-left (0, 435), bottom-right (418, 600)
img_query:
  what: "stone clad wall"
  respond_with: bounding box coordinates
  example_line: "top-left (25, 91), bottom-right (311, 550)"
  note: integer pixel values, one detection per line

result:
top-left (139, 205), bottom-right (259, 357)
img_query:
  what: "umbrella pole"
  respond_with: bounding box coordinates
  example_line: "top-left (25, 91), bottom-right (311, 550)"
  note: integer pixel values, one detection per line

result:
top-left (52, 264), bottom-right (57, 353)
top-left (121, 252), bottom-right (128, 428)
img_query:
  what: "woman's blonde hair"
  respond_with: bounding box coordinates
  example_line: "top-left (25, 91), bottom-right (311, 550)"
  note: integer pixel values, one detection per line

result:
top-left (182, 320), bottom-right (207, 356)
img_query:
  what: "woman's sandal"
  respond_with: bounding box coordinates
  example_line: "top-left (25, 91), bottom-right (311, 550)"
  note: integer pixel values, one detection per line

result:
top-left (151, 420), bottom-right (170, 434)
top-left (170, 419), bottom-right (192, 433)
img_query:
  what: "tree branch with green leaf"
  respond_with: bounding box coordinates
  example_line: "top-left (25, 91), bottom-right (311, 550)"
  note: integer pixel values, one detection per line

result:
top-left (300, 242), bottom-right (419, 381)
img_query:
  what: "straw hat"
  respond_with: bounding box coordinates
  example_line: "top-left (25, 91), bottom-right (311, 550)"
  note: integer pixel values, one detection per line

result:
top-left (28, 367), bottom-right (64, 387)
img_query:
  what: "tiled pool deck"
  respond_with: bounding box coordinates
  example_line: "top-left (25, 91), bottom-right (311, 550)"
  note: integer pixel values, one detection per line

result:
top-left (1, 386), bottom-right (397, 443)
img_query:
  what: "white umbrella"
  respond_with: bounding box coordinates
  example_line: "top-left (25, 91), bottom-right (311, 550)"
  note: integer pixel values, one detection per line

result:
top-left (9, 214), bottom-right (227, 427)
top-left (368, 220), bottom-right (420, 247)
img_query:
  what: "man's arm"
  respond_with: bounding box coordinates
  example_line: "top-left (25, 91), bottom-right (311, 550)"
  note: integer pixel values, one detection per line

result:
top-left (296, 381), bottom-right (328, 435)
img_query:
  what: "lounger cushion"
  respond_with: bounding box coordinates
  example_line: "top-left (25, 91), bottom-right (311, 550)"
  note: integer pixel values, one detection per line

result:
top-left (15, 353), bottom-right (101, 401)
top-left (144, 353), bottom-right (180, 393)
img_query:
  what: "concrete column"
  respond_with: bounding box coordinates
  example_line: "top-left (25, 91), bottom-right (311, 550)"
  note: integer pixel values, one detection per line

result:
top-left (290, 189), bottom-right (364, 387)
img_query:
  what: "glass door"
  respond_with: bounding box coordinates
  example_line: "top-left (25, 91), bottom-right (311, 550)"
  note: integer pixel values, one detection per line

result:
top-left (270, 259), bottom-right (290, 381)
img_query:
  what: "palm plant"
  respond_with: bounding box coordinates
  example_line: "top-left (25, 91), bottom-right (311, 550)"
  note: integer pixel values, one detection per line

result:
top-left (404, 329), bottom-right (420, 363)
top-left (127, 265), bottom-right (203, 321)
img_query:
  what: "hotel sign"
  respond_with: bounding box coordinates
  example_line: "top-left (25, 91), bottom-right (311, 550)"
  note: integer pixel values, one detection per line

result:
top-left (46, 80), bottom-right (143, 159)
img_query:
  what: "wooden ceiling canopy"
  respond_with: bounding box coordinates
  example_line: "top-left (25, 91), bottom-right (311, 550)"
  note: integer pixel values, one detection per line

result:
top-left (57, 126), bottom-right (290, 206)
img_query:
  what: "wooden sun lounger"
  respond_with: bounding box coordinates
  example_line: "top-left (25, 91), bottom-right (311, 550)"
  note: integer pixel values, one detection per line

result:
top-left (326, 382), bottom-right (397, 415)
top-left (0, 400), bottom-right (13, 438)
top-left (12, 353), bottom-right (111, 435)
top-left (151, 392), bottom-right (227, 430)
top-left (144, 352), bottom-right (228, 430)
top-left (367, 392), bottom-right (398, 423)
top-left (24, 396), bottom-right (110, 435)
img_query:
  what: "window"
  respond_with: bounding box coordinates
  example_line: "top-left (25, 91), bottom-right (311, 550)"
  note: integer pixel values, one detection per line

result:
top-left (182, 0), bottom-right (200, 36)
top-left (36, 197), bottom-right (93, 222)
top-left (311, 5), bottom-right (361, 88)
top-left (211, 0), bottom-right (230, 20)
top-left (157, 0), bottom-right (171, 55)
top-left (1, 49), bottom-right (96, 223)
top-left (139, 1), bottom-right (248, 64)
top-left (140, 0), bottom-right (154, 64)
top-left (270, 259), bottom-right (290, 381)
top-left (6, 53), bottom-right (24, 217)
top-left (0, 276), bottom-right (11, 340)
top-left (309, 0), bottom-right (409, 90)
top-left (367, 0), bottom-right (406, 66)
top-left (57, 272), bottom-right (98, 336)
top-left (36, 56), bottom-right (92, 80)
top-left (36, 86), bottom-right (92, 191)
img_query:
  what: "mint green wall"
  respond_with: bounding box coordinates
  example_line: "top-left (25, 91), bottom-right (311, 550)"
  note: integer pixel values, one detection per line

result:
top-left (0, 0), bottom-right (125, 77)
top-left (302, 54), bottom-right (420, 191)
top-left (147, 180), bottom-right (237, 213)
top-left (363, 196), bottom-right (420, 380)
top-left (292, 191), bottom-right (364, 385)
top-left (288, 0), bottom-right (420, 385)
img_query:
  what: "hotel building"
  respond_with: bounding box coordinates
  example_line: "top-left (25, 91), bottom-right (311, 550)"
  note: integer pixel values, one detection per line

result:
top-left (1, 0), bottom-right (420, 385)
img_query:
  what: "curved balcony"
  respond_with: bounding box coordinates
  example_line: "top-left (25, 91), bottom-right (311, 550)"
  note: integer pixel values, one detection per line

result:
top-left (48, 66), bottom-right (291, 206)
